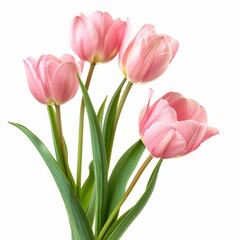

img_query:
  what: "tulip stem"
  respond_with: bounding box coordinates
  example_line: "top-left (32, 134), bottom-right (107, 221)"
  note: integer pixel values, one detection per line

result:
top-left (107, 80), bottom-right (132, 166)
top-left (55, 105), bottom-right (76, 190)
top-left (97, 154), bottom-right (155, 240)
top-left (76, 63), bottom-right (96, 199)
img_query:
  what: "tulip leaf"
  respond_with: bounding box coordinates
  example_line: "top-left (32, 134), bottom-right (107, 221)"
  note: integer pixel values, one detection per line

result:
top-left (97, 96), bottom-right (108, 128)
top-left (47, 105), bottom-right (75, 190)
top-left (103, 159), bottom-right (163, 240)
top-left (78, 77), bottom-right (108, 235)
top-left (102, 78), bottom-right (127, 166)
top-left (10, 122), bottom-right (94, 240)
top-left (106, 139), bottom-right (145, 219)
top-left (80, 96), bottom-right (108, 213)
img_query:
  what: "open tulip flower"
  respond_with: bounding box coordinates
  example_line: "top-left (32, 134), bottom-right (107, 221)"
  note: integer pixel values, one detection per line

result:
top-left (10, 10), bottom-right (218, 240)
top-left (139, 90), bottom-right (219, 158)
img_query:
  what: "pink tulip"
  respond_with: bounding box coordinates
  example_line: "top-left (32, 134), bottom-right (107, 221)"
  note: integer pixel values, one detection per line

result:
top-left (139, 90), bottom-right (219, 158)
top-left (24, 54), bottom-right (83, 105)
top-left (70, 11), bottom-right (127, 63)
top-left (119, 24), bottom-right (179, 83)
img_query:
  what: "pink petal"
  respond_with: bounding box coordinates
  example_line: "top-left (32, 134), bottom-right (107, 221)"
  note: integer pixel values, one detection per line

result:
top-left (126, 35), bottom-right (172, 83)
top-left (202, 126), bottom-right (219, 142)
top-left (70, 15), bottom-right (98, 61)
top-left (163, 92), bottom-right (208, 123)
top-left (173, 121), bottom-right (207, 155)
top-left (50, 62), bottom-right (78, 105)
top-left (139, 90), bottom-right (177, 136)
top-left (143, 122), bottom-right (186, 158)
top-left (101, 18), bottom-right (127, 62)
top-left (23, 59), bottom-right (48, 104)
top-left (119, 23), bottom-right (156, 72)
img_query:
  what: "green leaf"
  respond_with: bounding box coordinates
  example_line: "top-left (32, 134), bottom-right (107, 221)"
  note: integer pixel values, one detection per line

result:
top-left (78, 77), bottom-right (108, 235)
top-left (102, 78), bottom-right (127, 166)
top-left (106, 139), bottom-right (145, 218)
top-left (103, 159), bottom-right (163, 240)
top-left (47, 105), bottom-right (75, 191)
top-left (97, 96), bottom-right (108, 128)
top-left (10, 122), bottom-right (94, 240)
top-left (80, 161), bottom-right (94, 212)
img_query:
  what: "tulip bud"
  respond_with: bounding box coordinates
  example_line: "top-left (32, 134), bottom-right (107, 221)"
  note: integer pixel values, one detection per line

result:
top-left (70, 11), bottom-right (127, 63)
top-left (24, 54), bottom-right (83, 105)
top-left (119, 24), bottom-right (179, 83)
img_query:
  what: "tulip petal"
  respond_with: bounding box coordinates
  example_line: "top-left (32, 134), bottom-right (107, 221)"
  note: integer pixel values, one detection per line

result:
top-left (139, 90), bottom-right (177, 136)
top-left (70, 15), bottom-right (98, 61)
top-left (173, 120), bottom-right (208, 155)
top-left (126, 35), bottom-right (172, 83)
top-left (50, 62), bottom-right (78, 105)
top-left (24, 59), bottom-right (48, 104)
top-left (144, 122), bottom-right (186, 158)
top-left (119, 24), bottom-right (156, 73)
top-left (101, 19), bottom-right (127, 62)
top-left (202, 126), bottom-right (219, 142)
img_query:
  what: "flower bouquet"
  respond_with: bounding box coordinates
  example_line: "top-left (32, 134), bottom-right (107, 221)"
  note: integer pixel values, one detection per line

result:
top-left (10, 11), bottom-right (219, 240)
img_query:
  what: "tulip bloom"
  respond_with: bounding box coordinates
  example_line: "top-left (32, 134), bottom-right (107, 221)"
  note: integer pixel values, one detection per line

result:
top-left (70, 11), bottom-right (127, 63)
top-left (139, 90), bottom-right (219, 158)
top-left (24, 54), bottom-right (83, 105)
top-left (119, 24), bottom-right (179, 83)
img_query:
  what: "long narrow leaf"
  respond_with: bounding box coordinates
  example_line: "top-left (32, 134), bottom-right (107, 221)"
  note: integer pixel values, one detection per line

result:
top-left (80, 97), bottom-right (108, 212)
top-left (78, 77), bottom-right (108, 235)
top-left (97, 96), bottom-right (108, 128)
top-left (103, 159), bottom-right (163, 240)
top-left (102, 78), bottom-right (127, 166)
top-left (10, 122), bottom-right (94, 240)
top-left (106, 139), bottom-right (145, 218)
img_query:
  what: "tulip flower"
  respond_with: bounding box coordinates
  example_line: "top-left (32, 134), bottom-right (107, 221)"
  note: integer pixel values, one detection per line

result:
top-left (139, 90), bottom-right (219, 158)
top-left (24, 54), bottom-right (83, 105)
top-left (70, 11), bottom-right (127, 63)
top-left (119, 24), bottom-right (179, 83)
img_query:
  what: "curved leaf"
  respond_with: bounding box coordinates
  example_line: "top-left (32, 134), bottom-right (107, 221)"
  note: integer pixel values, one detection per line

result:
top-left (107, 139), bottom-right (145, 218)
top-left (103, 159), bottom-right (163, 240)
top-left (102, 78), bottom-right (127, 166)
top-left (10, 122), bottom-right (94, 240)
top-left (78, 77), bottom-right (108, 235)
top-left (80, 97), bottom-right (108, 213)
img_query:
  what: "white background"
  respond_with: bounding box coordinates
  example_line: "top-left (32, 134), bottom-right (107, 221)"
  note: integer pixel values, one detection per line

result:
top-left (0, 0), bottom-right (239, 239)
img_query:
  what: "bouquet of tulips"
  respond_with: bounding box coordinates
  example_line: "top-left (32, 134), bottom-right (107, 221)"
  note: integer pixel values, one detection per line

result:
top-left (10, 11), bottom-right (219, 240)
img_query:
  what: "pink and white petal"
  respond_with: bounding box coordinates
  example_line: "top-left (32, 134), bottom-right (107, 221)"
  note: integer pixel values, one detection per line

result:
top-left (60, 54), bottom-right (76, 63)
top-left (70, 15), bottom-right (98, 61)
top-left (143, 122), bottom-right (186, 159)
top-left (118, 19), bottom-right (132, 68)
top-left (173, 121), bottom-right (207, 154)
top-left (171, 98), bottom-right (202, 121)
top-left (162, 92), bottom-right (183, 104)
top-left (194, 105), bottom-right (208, 123)
top-left (202, 126), bottom-right (219, 142)
top-left (50, 62), bottom-right (78, 105)
top-left (102, 19), bottom-right (127, 62)
top-left (24, 60), bottom-right (48, 104)
top-left (26, 57), bottom-right (38, 71)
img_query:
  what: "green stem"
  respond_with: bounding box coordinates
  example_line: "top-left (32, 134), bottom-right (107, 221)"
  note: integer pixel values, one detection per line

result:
top-left (76, 63), bottom-right (96, 199)
top-left (107, 80), bottom-right (132, 166)
top-left (47, 105), bottom-right (64, 170)
top-left (55, 105), bottom-right (76, 189)
top-left (98, 154), bottom-right (154, 240)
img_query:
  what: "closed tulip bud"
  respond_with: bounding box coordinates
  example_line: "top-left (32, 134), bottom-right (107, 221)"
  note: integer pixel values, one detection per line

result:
top-left (119, 24), bottom-right (179, 83)
top-left (24, 54), bottom-right (83, 105)
top-left (139, 90), bottom-right (219, 159)
top-left (70, 11), bottom-right (127, 63)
